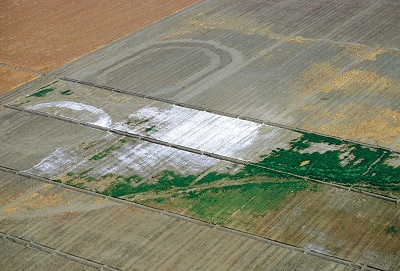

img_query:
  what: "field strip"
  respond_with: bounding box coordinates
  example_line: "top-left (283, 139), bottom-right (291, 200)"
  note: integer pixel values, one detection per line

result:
top-left (0, 63), bottom-right (46, 76)
top-left (6, 104), bottom-right (399, 204)
top-left (0, 231), bottom-right (121, 271)
top-left (0, 165), bottom-right (387, 271)
top-left (59, 77), bottom-right (400, 155)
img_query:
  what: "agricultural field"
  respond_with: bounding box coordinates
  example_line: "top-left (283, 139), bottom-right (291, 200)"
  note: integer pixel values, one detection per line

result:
top-left (0, 172), bottom-right (356, 271)
top-left (0, 0), bottom-right (199, 93)
top-left (0, 102), bottom-right (399, 269)
top-left (7, 79), bottom-right (400, 197)
top-left (1, 0), bottom-right (400, 270)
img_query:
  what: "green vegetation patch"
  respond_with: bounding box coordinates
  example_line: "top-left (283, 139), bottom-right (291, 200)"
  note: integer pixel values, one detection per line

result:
top-left (60, 152), bottom-right (320, 226)
top-left (259, 133), bottom-right (380, 182)
top-left (250, 132), bottom-right (399, 192)
top-left (197, 172), bottom-right (233, 185)
top-left (102, 170), bottom-right (196, 198)
top-left (363, 153), bottom-right (400, 191)
top-left (89, 138), bottom-right (127, 161)
top-left (78, 167), bottom-right (93, 176)
top-left (60, 89), bottom-right (73, 95)
top-left (153, 197), bottom-right (165, 203)
top-left (102, 175), bottom-right (143, 197)
top-left (236, 164), bottom-right (283, 179)
top-left (386, 225), bottom-right (398, 234)
top-left (75, 182), bottom-right (85, 188)
top-left (89, 145), bottom-right (120, 161)
top-left (39, 81), bottom-right (58, 89)
top-left (125, 118), bottom-right (157, 133)
top-left (84, 176), bottom-right (97, 182)
top-left (29, 88), bottom-right (55, 97)
top-left (144, 125), bottom-right (156, 132)
top-left (193, 132), bottom-right (399, 193)
top-left (145, 180), bottom-right (311, 225)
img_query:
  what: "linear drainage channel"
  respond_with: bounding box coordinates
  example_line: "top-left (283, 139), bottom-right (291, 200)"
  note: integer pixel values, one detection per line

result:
top-left (59, 77), bottom-right (400, 155)
top-left (5, 104), bottom-right (399, 204)
top-left (0, 166), bottom-right (386, 271)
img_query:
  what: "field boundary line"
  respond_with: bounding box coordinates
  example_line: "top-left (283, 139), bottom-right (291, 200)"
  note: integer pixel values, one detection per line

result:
top-left (0, 231), bottom-right (121, 271)
top-left (0, 166), bottom-right (385, 271)
top-left (5, 104), bottom-right (399, 204)
top-left (58, 77), bottom-right (400, 155)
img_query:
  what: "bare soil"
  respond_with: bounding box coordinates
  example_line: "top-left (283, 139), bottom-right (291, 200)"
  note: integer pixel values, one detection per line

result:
top-left (0, 66), bottom-right (38, 94)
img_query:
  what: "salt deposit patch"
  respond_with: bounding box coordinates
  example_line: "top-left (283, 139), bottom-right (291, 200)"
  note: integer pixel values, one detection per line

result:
top-left (26, 101), bottom-right (112, 127)
top-left (95, 141), bottom-right (218, 177)
top-left (113, 105), bottom-right (263, 159)
top-left (26, 147), bottom-right (75, 176)
top-left (26, 134), bottom-right (218, 179)
top-left (25, 147), bottom-right (90, 178)
top-left (26, 133), bottom-right (117, 177)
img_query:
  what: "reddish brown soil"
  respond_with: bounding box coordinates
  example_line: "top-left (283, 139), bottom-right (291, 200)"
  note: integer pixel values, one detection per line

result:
top-left (0, 0), bottom-right (199, 92)
top-left (0, 66), bottom-right (38, 94)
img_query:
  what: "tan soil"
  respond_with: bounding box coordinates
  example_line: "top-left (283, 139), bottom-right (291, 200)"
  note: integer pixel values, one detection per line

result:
top-left (0, 66), bottom-right (38, 94)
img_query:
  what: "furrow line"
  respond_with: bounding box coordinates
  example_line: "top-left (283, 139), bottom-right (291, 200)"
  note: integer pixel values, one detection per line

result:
top-left (5, 104), bottom-right (399, 204)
